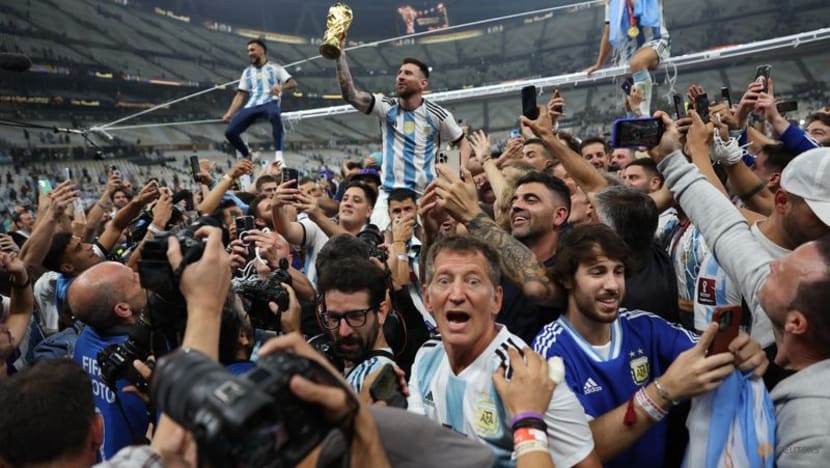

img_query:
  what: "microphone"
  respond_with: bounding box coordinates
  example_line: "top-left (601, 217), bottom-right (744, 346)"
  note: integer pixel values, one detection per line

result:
top-left (0, 53), bottom-right (32, 72)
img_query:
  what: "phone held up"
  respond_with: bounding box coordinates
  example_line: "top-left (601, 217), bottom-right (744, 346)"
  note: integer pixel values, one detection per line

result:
top-left (754, 64), bottom-right (772, 93)
top-left (708, 305), bottom-right (743, 355)
top-left (611, 118), bottom-right (664, 148)
top-left (521, 85), bottom-right (539, 120)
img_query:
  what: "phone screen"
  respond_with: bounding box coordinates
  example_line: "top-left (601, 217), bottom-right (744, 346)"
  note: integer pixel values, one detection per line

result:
top-left (695, 93), bottom-right (711, 123)
top-left (754, 65), bottom-right (772, 93)
top-left (521, 85), bottom-right (539, 120)
top-left (611, 118), bottom-right (664, 148)
top-left (235, 216), bottom-right (256, 260)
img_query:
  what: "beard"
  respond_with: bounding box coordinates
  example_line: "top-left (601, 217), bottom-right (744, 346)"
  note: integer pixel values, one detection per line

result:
top-left (396, 86), bottom-right (416, 99)
top-left (333, 319), bottom-right (380, 363)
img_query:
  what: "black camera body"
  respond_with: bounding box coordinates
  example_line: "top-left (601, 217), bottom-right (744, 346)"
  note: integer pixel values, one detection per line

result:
top-left (97, 313), bottom-right (153, 391)
top-left (233, 258), bottom-right (293, 331)
top-left (357, 224), bottom-right (388, 263)
top-left (153, 348), bottom-right (354, 468)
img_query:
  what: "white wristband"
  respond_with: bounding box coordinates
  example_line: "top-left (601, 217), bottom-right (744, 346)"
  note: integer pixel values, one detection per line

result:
top-left (147, 224), bottom-right (163, 235)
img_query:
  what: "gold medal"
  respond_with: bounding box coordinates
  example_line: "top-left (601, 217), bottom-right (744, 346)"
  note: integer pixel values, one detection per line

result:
top-left (628, 26), bottom-right (640, 38)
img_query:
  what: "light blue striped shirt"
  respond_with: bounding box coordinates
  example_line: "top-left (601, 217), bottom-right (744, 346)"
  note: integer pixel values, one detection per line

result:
top-left (238, 62), bottom-right (292, 108)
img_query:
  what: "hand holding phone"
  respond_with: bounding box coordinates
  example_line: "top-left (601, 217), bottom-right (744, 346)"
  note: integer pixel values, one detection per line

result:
top-left (189, 155), bottom-right (201, 183)
top-left (369, 364), bottom-right (408, 408)
top-left (611, 118), bottom-right (664, 148)
top-left (708, 305), bottom-right (742, 355)
top-left (673, 94), bottom-right (686, 119)
top-left (694, 93), bottom-right (711, 124)
top-left (754, 65), bottom-right (772, 94)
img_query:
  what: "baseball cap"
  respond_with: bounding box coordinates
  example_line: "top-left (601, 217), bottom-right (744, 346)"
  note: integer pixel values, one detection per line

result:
top-left (780, 147), bottom-right (830, 226)
top-left (351, 168), bottom-right (381, 186)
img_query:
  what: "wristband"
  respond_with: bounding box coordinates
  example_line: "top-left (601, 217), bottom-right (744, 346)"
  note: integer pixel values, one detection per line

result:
top-left (147, 224), bottom-right (163, 235)
top-left (653, 379), bottom-right (679, 406)
top-left (512, 417), bottom-right (547, 432)
top-left (634, 387), bottom-right (667, 422)
top-left (511, 412), bottom-right (546, 429)
top-left (513, 439), bottom-right (549, 460)
top-left (396, 253), bottom-right (409, 262)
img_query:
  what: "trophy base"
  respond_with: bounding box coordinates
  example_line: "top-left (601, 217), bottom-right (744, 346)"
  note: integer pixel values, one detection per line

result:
top-left (319, 43), bottom-right (342, 60)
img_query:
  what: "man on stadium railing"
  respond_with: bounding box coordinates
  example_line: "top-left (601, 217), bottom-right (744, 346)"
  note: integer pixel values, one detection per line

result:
top-left (335, 37), bottom-right (469, 230)
top-left (586, 0), bottom-right (670, 117)
top-left (408, 235), bottom-right (600, 467)
top-left (222, 39), bottom-right (297, 162)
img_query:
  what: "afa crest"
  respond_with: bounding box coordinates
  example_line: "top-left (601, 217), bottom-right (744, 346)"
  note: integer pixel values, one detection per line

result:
top-left (474, 399), bottom-right (499, 437)
top-left (403, 121), bottom-right (416, 134)
top-left (629, 355), bottom-right (650, 385)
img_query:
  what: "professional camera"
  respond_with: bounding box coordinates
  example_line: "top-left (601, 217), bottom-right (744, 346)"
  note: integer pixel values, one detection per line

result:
top-left (138, 215), bottom-right (225, 302)
top-left (97, 313), bottom-right (153, 392)
top-left (356, 223), bottom-right (388, 263)
top-left (233, 258), bottom-right (293, 331)
top-left (152, 347), bottom-right (357, 468)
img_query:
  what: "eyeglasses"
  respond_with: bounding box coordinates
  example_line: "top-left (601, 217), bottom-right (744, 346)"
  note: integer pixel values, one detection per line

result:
top-left (320, 307), bottom-right (376, 330)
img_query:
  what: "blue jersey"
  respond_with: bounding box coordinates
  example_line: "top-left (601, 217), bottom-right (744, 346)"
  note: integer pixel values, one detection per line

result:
top-left (533, 310), bottom-right (698, 468)
top-left (368, 95), bottom-right (463, 194)
top-left (345, 349), bottom-right (396, 393)
top-left (73, 327), bottom-right (151, 460)
top-left (409, 326), bottom-right (595, 468)
top-left (238, 62), bottom-right (292, 108)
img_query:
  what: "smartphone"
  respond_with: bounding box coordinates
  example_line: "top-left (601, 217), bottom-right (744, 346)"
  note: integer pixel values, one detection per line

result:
top-left (695, 93), bottom-right (711, 123)
top-left (369, 364), bottom-right (407, 409)
top-left (551, 87), bottom-right (564, 113)
top-left (611, 118), bottom-right (664, 148)
top-left (234, 215), bottom-right (256, 260)
top-left (509, 128), bottom-right (521, 139)
top-left (282, 167), bottom-right (299, 185)
top-left (110, 164), bottom-right (121, 178)
top-left (708, 305), bottom-right (742, 355)
top-left (37, 178), bottom-right (52, 195)
top-left (189, 155), bottom-right (201, 183)
top-left (720, 87), bottom-right (732, 109)
top-left (436, 148), bottom-right (461, 178)
top-left (621, 77), bottom-right (634, 96)
top-left (521, 85), bottom-right (539, 120)
top-left (64, 167), bottom-right (72, 181)
top-left (672, 94), bottom-right (686, 119)
top-left (754, 64), bottom-right (772, 93)
top-left (776, 100), bottom-right (798, 113)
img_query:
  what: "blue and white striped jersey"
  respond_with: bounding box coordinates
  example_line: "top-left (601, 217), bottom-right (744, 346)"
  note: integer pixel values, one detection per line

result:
top-left (238, 62), bottom-right (292, 108)
top-left (604, 0), bottom-right (670, 65)
top-left (345, 350), bottom-right (396, 393)
top-left (533, 310), bottom-right (698, 468)
top-left (368, 95), bottom-right (463, 194)
top-left (693, 222), bottom-right (786, 346)
top-left (408, 326), bottom-right (595, 468)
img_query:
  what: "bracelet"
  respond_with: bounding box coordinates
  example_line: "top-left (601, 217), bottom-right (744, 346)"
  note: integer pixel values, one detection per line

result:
top-left (739, 181), bottom-right (766, 201)
top-left (511, 412), bottom-right (546, 429)
top-left (396, 253), bottom-right (409, 262)
top-left (653, 379), bottom-right (679, 406)
top-left (634, 387), bottom-right (668, 422)
top-left (513, 439), bottom-right (549, 460)
top-left (147, 224), bottom-right (163, 235)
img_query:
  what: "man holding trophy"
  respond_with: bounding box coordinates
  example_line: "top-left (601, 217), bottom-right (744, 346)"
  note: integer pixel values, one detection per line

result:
top-left (322, 3), bottom-right (469, 230)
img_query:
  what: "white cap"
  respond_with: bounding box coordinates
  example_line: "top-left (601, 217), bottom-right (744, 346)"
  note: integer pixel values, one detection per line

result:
top-left (781, 147), bottom-right (830, 226)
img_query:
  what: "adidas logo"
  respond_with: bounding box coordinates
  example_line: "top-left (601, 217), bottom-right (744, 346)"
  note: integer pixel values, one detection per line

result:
top-left (424, 391), bottom-right (434, 403)
top-left (583, 378), bottom-right (603, 395)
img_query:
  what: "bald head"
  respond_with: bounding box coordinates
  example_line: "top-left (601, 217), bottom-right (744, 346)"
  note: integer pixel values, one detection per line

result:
top-left (68, 262), bottom-right (145, 329)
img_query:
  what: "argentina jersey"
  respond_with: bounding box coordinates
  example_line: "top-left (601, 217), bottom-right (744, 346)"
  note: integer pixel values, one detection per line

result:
top-left (532, 310), bottom-right (698, 468)
top-left (604, 0), bottom-right (670, 65)
top-left (369, 95), bottom-right (463, 194)
top-left (408, 326), bottom-right (594, 468)
top-left (345, 350), bottom-right (396, 393)
top-left (238, 63), bottom-right (292, 108)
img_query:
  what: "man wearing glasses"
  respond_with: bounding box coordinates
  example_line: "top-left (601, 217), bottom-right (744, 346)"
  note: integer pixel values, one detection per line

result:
top-left (317, 257), bottom-right (396, 393)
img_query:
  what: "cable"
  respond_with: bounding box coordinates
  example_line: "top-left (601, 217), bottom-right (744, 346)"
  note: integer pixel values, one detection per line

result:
top-left (91, 0), bottom-right (606, 131)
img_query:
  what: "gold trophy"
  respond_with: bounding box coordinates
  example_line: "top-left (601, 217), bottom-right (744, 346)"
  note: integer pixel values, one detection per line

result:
top-left (320, 3), bottom-right (353, 60)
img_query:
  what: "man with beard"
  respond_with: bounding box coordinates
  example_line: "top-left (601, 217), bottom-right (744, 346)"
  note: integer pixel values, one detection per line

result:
top-left (533, 224), bottom-right (767, 468)
top-left (316, 257), bottom-right (395, 393)
top-left (336, 48), bottom-right (468, 230)
top-left (223, 39), bottom-right (297, 161)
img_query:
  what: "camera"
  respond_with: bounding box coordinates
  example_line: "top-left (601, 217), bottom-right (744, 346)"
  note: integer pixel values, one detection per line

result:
top-left (233, 258), bottom-right (293, 331)
top-left (97, 312), bottom-right (153, 392)
top-left (356, 224), bottom-right (388, 263)
top-left (138, 216), bottom-right (225, 303)
top-left (152, 347), bottom-right (356, 468)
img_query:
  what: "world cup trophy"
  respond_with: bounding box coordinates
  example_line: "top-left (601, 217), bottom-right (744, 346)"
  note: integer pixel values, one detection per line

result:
top-left (320, 3), bottom-right (353, 60)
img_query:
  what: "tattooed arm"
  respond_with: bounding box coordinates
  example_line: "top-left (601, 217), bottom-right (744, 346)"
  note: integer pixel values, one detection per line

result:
top-left (336, 51), bottom-right (373, 113)
top-left (467, 212), bottom-right (561, 305)
top-left (432, 165), bottom-right (562, 306)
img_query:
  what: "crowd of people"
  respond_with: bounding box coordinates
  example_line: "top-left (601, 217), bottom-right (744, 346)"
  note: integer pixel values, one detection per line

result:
top-left (2, 5), bottom-right (830, 467)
